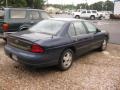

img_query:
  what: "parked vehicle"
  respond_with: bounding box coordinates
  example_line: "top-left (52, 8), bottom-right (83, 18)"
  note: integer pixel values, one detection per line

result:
top-left (73, 10), bottom-right (103, 20)
top-left (5, 18), bottom-right (109, 71)
top-left (0, 8), bottom-right (51, 40)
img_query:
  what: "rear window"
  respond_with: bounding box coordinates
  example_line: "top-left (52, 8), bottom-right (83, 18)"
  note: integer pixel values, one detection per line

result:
top-left (10, 10), bottom-right (26, 19)
top-left (0, 10), bottom-right (4, 19)
top-left (29, 20), bottom-right (66, 35)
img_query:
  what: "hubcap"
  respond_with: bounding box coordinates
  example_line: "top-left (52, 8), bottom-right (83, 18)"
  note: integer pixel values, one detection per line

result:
top-left (102, 39), bottom-right (107, 50)
top-left (76, 16), bottom-right (79, 19)
top-left (62, 52), bottom-right (72, 68)
top-left (91, 17), bottom-right (94, 20)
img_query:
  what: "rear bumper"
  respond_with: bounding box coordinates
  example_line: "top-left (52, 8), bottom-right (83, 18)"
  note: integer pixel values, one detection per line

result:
top-left (0, 33), bottom-right (4, 38)
top-left (4, 45), bottom-right (60, 67)
top-left (0, 32), bottom-right (17, 39)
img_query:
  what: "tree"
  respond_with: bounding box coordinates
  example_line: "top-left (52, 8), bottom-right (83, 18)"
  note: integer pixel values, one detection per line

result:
top-left (0, 0), bottom-right (27, 7)
top-left (26, 0), bottom-right (45, 9)
top-left (76, 3), bottom-right (89, 9)
top-left (103, 0), bottom-right (114, 11)
top-left (90, 1), bottom-right (104, 11)
top-left (0, 0), bottom-right (45, 9)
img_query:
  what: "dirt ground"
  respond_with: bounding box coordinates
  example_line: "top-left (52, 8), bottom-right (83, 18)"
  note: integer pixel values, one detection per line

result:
top-left (0, 40), bottom-right (120, 90)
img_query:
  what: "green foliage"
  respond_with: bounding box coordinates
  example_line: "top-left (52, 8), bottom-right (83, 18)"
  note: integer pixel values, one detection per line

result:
top-left (26, 0), bottom-right (45, 9)
top-left (90, 1), bottom-right (104, 11)
top-left (76, 3), bottom-right (89, 9)
top-left (0, 0), bottom-right (45, 9)
top-left (0, 0), bottom-right (114, 10)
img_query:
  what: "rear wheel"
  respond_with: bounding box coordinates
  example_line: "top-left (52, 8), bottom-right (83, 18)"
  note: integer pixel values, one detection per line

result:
top-left (90, 16), bottom-right (95, 20)
top-left (58, 49), bottom-right (73, 71)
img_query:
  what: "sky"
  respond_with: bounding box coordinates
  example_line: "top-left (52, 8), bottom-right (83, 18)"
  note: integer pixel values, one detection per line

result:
top-left (47, 0), bottom-right (113, 5)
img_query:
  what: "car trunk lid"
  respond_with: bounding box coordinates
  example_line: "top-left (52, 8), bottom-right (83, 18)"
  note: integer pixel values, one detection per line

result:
top-left (7, 31), bottom-right (54, 52)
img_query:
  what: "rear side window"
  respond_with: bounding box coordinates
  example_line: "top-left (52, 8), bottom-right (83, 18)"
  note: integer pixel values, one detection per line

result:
top-left (74, 22), bottom-right (87, 35)
top-left (82, 11), bottom-right (86, 14)
top-left (40, 11), bottom-right (50, 19)
top-left (92, 11), bottom-right (97, 13)
top-left (68, 24), bottom-right (76, 37)
top-left (87, 11), bottom-right (91, 13)
top-left (84, 21), bottom-right (97, 33)
top-left (29, 11), bottom-right (40, 19)
top-left (10, 10), bottom-right (26, 19)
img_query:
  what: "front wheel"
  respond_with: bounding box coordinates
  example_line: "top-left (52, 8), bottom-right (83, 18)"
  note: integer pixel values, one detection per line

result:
top-left (98, 38), bottom-right (108, 51)
top-left (75, 15), bottom-right (80, 19)
top-left (58, 49), bottom-right (73, 71)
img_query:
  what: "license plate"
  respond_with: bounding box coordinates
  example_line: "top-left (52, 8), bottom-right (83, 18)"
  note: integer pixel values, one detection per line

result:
top-left (12, 54), bottom-right (18, 61)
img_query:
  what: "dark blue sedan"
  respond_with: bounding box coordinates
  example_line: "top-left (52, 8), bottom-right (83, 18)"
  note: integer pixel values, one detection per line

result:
top-left (4, 18), bottom-right (109, 70)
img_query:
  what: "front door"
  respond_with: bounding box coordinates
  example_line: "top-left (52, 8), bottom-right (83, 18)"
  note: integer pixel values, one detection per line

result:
top-left (83, 21), bottom-right (104, 49)
top-left (73, 21), bottom-right (93, 55)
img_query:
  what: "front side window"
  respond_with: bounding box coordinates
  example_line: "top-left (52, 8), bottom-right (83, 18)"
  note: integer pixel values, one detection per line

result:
top-left (84, 21), bottom-right (97, 33)
top-left (82, 11), bottom-right (86, 14)
top-left (29, 11), bottom-right (40, 19)
top-left (68, 24), bottom-right (76, 37)
top-left (74, 22), bottom-right (87, 35)
top-left (10, 10), bottom-right (26, 19)
top-left (29, 20), bottom-right (66, 35)
top-left (40, 11), bottom-right (50, 19)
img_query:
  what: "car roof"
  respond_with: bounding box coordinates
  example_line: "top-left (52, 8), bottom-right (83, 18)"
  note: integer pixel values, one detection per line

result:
top-left (50, 18), bottom-right (86, 22)
top-left (3, 8), bottom-right (45, 11)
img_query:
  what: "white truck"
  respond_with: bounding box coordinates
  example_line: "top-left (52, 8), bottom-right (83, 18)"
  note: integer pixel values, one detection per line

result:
top-left (114, 0), bottom-right (120, 15)
top-left (110, 0), bottom-right (120, 19)
top-left (73, 10), bottom-right (103, 20)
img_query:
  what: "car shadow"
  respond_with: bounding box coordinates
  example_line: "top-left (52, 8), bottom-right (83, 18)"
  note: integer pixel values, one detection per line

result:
top-left (13, 50), bottom-right (98, 74)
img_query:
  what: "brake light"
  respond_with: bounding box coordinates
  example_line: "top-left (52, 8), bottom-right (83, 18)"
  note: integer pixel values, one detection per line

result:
top-left (31, 44), bottom-right (44, 53)
top-left (2, 23), bottom-right (9, 31)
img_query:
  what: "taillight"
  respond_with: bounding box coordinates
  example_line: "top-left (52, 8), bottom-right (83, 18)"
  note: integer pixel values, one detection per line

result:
top-left (2, 23), bottom-right (9, 31)
top-left (31, 44), bottom-right (44, 53)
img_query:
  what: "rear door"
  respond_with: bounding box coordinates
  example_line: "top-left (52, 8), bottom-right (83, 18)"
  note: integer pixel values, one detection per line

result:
top-left (73, 21), bottom-right (94, 55)
top-left (80, 11), bottom-right (87, 18)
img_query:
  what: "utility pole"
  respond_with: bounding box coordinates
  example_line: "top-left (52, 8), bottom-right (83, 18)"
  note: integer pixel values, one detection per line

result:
top-left (85, 0), bottom-right (87, 9)
top-left (6, 0), bottom-right (8, 7)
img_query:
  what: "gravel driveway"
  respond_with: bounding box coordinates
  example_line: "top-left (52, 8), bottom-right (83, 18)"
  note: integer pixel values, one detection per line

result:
top-left (0, 40), bottom-right (120, 90)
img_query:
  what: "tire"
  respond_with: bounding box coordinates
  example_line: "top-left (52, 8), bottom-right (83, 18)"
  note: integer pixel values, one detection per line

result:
top-left (75, 15), bottom-right (80, 19)
top-left (90, 16), bottom-right (95, 20)
top-left (98, 38), bottom-right (108, 51)
top-left (58, 49), bottom-right (74, 71)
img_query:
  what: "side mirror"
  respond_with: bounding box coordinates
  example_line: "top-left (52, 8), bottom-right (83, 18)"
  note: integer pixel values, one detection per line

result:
top-left (96, 28), bottom-right (101, 33)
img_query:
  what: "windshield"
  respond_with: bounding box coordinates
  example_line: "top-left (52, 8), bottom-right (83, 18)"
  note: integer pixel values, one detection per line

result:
top-left (29, 20), bottom-right (66, 35)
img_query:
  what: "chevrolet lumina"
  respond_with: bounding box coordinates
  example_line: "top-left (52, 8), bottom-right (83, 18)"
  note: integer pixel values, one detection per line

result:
top-left (4, 18), bottom-right (109, 71)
